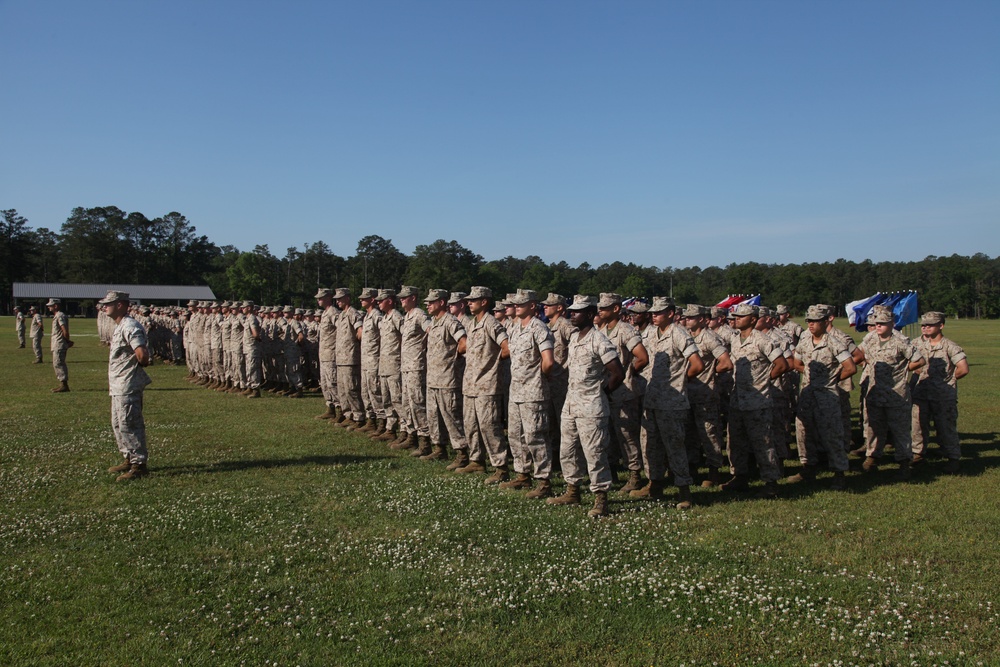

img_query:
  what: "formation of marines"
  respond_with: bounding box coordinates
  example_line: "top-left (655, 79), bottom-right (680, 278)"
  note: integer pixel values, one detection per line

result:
top-left (16, 291), bottom-right (971, 512)
top-left (167, 288), bottom-right (968, 515)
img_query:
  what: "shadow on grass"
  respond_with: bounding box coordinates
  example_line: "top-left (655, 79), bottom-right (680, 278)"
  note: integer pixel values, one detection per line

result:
top-left (154, 454), bottom-right (391, 477)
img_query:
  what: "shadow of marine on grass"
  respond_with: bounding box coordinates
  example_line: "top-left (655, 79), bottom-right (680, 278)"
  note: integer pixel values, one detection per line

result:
top-left (152, 453), bottom-right (392, 477)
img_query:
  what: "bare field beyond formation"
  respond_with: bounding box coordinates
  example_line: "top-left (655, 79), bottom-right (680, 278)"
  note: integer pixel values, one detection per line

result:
top-left (1, 316), bottom-right (998, 666)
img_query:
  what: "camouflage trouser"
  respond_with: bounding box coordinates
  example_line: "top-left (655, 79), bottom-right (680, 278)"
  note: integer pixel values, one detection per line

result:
top-left (111, 393), bottom-right (147, 465)
top-left (285, 347), bottom-right (304, 390)
top-left (838, 388), bottom-right (853, 451)
top-left (234, 349), bottom-right (246, 388)
top-left (911, 398), bottom-right (960, 460)
top-left (212, 347), bottom-right (224, 381)
top-left (464, 394), bottom-right (507, 467)
top-left (361, 368), bottom-right (384, 420)
top-left (560, 412), bottom-right (612, 493)
top-left (52, 348), bottom-right (68, 382)
top-left (170, 333), bottom-right (183, 362)
top-left (32, 336), bottom-right (43, 362)
top-left (728, 407), bottom-right (781, 482)
top-left (770, 387), bottom-right (792, 459)
top-left (509, 400), bottom-right (551, 479)
top-left (547, 376), bottom-right (568, 462)
top-left (641, 408), bottom-right (692, 487)
top-left (685, 395), bottom-right (725, 469)
top-left (427, 387), bottom-right (467, 450)
top-left (245, 348), bottom-right (263, 390)
top-left (379, 374), bottom-right (403, 432)
top-left (17, 327), bottom-right (25, 346)
top-left (609, 396), bottom-right (644, 472)
top-left (865, 401), bottom-right (912, 462)
top-left (319, 360), bottom-right (337, 408)
top-left (402, 371), bottom-right (429, 436)
top-left (337, 365), bottom-right (362, 421)
top-left (795, 389), bottom-right (848, 472)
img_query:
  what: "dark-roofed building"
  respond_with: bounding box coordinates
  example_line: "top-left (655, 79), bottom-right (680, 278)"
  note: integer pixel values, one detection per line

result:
top-left (13, 282), bottom-right (217, 316)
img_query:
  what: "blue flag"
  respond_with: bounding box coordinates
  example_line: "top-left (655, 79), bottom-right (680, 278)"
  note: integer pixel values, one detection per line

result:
top-left (894, 292), bottom-right (919, 328)
top-left (852, 293), bottom-right (882, 331)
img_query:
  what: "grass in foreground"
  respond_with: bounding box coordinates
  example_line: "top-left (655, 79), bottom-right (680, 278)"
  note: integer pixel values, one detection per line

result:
top-left (1, 317), bottom-right (998, 666)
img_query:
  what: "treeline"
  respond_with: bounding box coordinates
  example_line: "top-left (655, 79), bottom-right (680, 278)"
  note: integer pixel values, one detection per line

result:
top-left (3, 206), bottom-right (999, 318)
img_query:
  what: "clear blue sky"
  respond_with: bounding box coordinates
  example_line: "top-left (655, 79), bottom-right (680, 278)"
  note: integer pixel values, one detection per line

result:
top-left (2, 0), bottom-right (997, 268)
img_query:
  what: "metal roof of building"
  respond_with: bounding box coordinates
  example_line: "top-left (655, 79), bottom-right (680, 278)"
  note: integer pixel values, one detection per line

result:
top-left (13, 282), bottom-right (217, 301)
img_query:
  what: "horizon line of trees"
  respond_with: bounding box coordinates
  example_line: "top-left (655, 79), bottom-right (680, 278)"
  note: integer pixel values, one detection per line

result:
top-left (3, 206), bottom-right (999, 318)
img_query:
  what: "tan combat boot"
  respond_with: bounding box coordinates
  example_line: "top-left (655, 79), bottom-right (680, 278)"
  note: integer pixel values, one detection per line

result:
top-left (619, 470), bottom-right (643, 493)
top-left (484, 465), bottom-right (510, 485)
top-left (108, 459), bottom-right (131, 474)
top-left (546, 484), bottom-right (581, 506)
top-left (369, 419), bottom-right (387, 439)
top-left (52, 381), bottom-right (70, 393)
top-left (676, 485), bottom-right (694, 510)
top-left (375, 426), bottom-right (397, 442)
top-left (391, 433), bottom-right (416, 450)
top-left (629, 479), bottom-right (664, 500)
top-left (786, 464), bottom-right (817, 484)
top-left (525, 479), bottom-right (553, 499)
top-left (588, 492), bottom-right (609, 518)
top-left (446, 449), bottom-right (470, 471)
top-left (116, 463), bottom-right (149, 482)
top-left (701, 467), bottom-right (721, 488)
top-left (411, 436), bottom-right (432, 457)
top-left (498, 472), bottom-right (532, 490)
top-left (420, 444), bottom-right (448, 461)
top-left (288, 389), bottom-right (303, 399)
top-left (862, 457), bottom-right (879, 473)
top-left (456, 459), bottom-right (486, 474)
top-left (358, 418), bottom-right (377, 433)
top-left (247, 389), bottom-right (261, 399)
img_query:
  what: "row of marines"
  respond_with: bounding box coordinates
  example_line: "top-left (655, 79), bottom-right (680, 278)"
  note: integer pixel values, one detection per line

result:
top-left (174, 288), bottom-right (968, 515)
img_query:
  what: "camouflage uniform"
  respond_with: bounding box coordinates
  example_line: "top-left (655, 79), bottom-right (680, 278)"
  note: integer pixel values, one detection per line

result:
top-left (377, 302), bottom-right (405, 434)
top-left (361, 302), bottom-right (384, 422)
top-left (463, 307), bottom-right (509, 467)
top-left (561, 326), bottom-right (618, 492)
top-left (318, 301), bottom-right (339, 411)
top-left (599, 318), bottom-right (645, 475)
top-left (545, 302), bottom-right (574, 457)
top-left (243, 306), bottom-right (263, 390)
top-left (335, 300), bottom-right (364, 420)
top-left (107, 312), bottom-right (152, 465)
top-left (911, 334), bottom-right (966, 461)
top-left (284, 309), bottom-right (305, 391)
top-left (400, 300), bottom-right (431, 438)
top-left (425, 306), bottom-right (468, 451)
top-left (50, 307), bottom-right (70, 383)
top-left (15, 310), bottom-right (25, 347)
top-left (641, 321), bottom-right (699, 487)
top-left (860, 330), bottom-right (922, 462)
top-left (508, 313), bottom-right (555, 480)
top-left (30, 310), bottom-right (43, 362)
top-left (793, 331), bottom-right (851, 472)
top-left (685, 326), bottom-right (728, 470)
top-left (728, 328), bottom-right (783, 482)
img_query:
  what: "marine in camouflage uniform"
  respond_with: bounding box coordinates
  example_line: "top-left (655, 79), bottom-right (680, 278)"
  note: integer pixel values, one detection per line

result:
top-left (547, 295), bottom-right (624, 518)
top-left (283, 307), bottom-right (306, 397)
top-left (458, 286), bottom-right (510, 480)
top-left (375, 290), bottom-right (406, 443)
top-left (788, 305), bottom-right (856, 488)
top-left (359, 288), bottom-right (385, 432)
top-left (29, 306), bottom-right (44, 363)
top-left (15, 308), bottom-right (25, 347)
top-left (47, 298), bottom-right (73, 392)
top-left (542, 293), bottom-right (573, 464)
top-left (857, 306), bottom-right (924, 478)
top-left (632, 297), bottom-right (701, 508)
top-left (333, 289), bottom-right (364, 427)
top-left (399, 286), bottom-right (431, 452)
top-left (314, 289), bottom-right (340, 419)
top-left (680, 304), bottom-right (732, 487)
top-left (722, 304), bottom-right (788, 497)
top-left (241, 301), bottom-right (263, 398)
top-left (597, 292), bottom-right (649, 492)
top-left (421, 289), bottom-right (468, 463)
top-left (818, 304), bottom-right (864, 451)
top-left (499, 289), bottom-right (557, 499)
top-left (910, 311), bottom-right (969, 472)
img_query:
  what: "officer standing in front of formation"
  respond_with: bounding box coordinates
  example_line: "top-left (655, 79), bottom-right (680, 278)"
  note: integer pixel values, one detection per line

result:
top-left (911, 311), bottom-right (969, 473)
top-left (857, 305), bottom-right (925, 480)
top-left (97, 291), bottom-right (152, 482)
top-left (499, 289), bottom-right (557, 499)
top-left (787, 305), bottom-right (855, 490)
top-left (631, 297), bottom-right (702, 509)
top-left (457, 286), bottom-right (510, 481)
top-left (47, 298), bottom-right (73, 393)
top-left (722, 303), bottom-right (787, 498)
top-left (547, 295), bottom-right (624, 518)
top-left (29, 305), bottom-right (44, 363)
top-left (15, 307), bottom-right (26, 348)
top-left (422, 288), bottom-right (469, 465)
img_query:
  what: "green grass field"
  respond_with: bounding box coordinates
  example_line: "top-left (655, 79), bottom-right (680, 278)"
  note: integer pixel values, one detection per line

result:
top-left (2, 316), bottom-right (998, 666)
